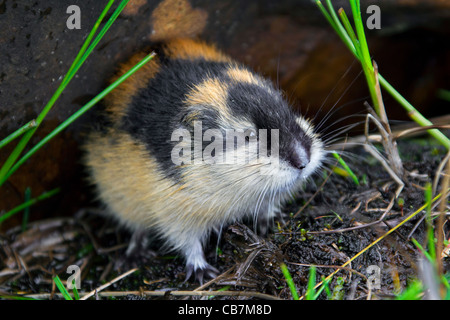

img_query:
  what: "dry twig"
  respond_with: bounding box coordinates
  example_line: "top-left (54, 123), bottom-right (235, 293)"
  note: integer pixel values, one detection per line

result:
top-left (79, 268), bottom-right (138, 300)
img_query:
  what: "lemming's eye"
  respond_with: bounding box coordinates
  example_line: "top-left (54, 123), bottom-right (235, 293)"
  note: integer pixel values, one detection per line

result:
top-left (245, 128), bottom-right (257, 141)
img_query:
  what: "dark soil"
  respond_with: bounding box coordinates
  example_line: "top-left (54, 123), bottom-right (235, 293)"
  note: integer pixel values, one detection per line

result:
top-left (1, 138), bottom-right (448, 300)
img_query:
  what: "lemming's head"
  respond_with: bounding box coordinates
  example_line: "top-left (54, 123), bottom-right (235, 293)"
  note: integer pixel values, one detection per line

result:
top-left (171, 62), bottom-right (325, 194)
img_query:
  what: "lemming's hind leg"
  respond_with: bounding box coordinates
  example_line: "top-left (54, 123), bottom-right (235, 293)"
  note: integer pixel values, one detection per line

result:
top-left (125, 227), bottom-right (152, 258)
top-left (182, 236), bottom-right (218, 284)
top-left (114, 227), bottom-right (155, 269)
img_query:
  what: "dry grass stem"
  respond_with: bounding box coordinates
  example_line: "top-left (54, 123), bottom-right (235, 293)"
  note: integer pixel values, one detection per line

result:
top-left (328, 115), bottom-right (450, 151)
top-left (24, 289), bottom-right (282, 300)
top-left (363, 111), bottom-right (404, 198)
top-left (433, 150), bottom-right (450, 197)
top-left (79, 268), bottom-right (138, 300)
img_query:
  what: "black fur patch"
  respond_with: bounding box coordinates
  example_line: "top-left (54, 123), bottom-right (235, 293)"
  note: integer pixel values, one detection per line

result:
top-left (120, 58), bottom-right (229, 180)
top-left (226, 82), bottom-right (312, 167)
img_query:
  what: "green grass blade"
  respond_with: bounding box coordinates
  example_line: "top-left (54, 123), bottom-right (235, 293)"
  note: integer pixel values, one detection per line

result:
top-left (53, 275), bottom-right (73, 300)
top-left (349, 0), bottom-right (371, 71)
top-left (280, 263), bottom-right (299, 300)
top-left (0, 188), bottom-right (59, 224)
top-left (324, 0), bottom-right (355, 54)
top-left (65, 0), bottom-right (130, 83)
top-left (395, 280), bottom-right (423, 300)
top-left (310, 273), bottom-right (332, 300)
top-left (316, 1), bottom-right (338, 32)
top-left (424, 183), bottom-right (436, 262)
top-left (337, 8), bottom-right (359, 51)
top-left (305, 266), bottom-right (317, 300)
top-left (71, 279), bottom-right (80, 300)
top-left (322, 276), bottom-right (333, 299)
top-left (411, 238), bottom-right (434, 262)
top-left (62, 0), bottom-right (115, 87)
top-left (0, 120), bottom-right (36, 149)
top-left (0, 51), bottom-right (156, 185)
top-left (332, 152), bottom-right (359, 185)
top-left (348, 0), bottom-right (380, 116)
top-left (378, 75), bottom-right (450, 149)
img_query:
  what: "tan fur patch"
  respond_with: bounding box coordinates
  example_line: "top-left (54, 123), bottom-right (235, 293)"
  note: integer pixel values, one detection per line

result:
top-left (184, 77), bottom-right (231, 118)
top-left (104, 53), bottom-right (161, 123)
top-left (225, 66), bottom-right (261, 86)
top-left (150, 0), bottom-right (208, 42)
top-left (164, 38), bottom-right (231, 63)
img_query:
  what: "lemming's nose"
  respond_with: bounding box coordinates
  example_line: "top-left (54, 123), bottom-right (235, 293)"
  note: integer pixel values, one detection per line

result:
top-left (288, 150), bottom-right (309, 171)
